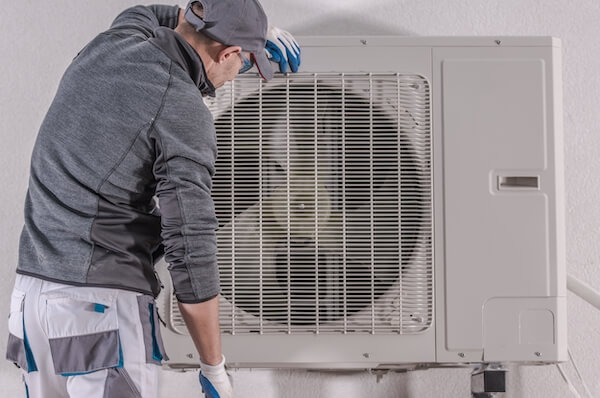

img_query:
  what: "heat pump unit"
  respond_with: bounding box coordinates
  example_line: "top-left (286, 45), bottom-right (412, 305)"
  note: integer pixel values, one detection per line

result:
top-left (156, 36), bottom-right (566, 369)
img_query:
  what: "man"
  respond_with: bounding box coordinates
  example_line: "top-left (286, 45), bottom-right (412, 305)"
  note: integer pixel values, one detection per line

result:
top-left (5, 1), bottom-right (300, 397)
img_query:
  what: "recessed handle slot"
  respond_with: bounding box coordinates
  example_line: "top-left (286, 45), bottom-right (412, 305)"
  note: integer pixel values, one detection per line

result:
top-left (498, 176), bottom-right (540, 190)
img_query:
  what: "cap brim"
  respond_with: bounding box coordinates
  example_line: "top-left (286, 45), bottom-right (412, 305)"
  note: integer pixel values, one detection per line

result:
top-left (253, 50), bottom-right (274, 81)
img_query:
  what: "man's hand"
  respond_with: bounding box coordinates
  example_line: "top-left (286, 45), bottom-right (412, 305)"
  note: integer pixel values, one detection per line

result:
top-left (265, 26), bottom-right (301, 73)
top-left (199, 355), bottom-right (233, 398)
top-left (177, 294), bottom-right (230, 397)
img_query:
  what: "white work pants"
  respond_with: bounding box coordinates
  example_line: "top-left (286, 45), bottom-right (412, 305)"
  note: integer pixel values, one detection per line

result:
top-left (6, 274), bottom-right (169, 398)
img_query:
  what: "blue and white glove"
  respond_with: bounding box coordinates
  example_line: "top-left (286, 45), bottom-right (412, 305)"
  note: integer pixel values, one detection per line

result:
top-left (265, 26), bottom-right (301, 73)
top-left (199, 355), bottom-right (233, 398)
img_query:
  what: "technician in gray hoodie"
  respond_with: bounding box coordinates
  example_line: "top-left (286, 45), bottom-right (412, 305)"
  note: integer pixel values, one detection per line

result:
top-left (5, 1), bottom-right (300, 397)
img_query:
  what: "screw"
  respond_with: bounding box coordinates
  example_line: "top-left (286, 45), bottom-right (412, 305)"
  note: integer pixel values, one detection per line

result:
top-left (187, 353), bottom-right (194, 359)
top-left (495, 40), bottom-right (502, 46)
top-left (534, 352), bottom-right (542, 357)
top-left (458, 352), bottom-right (465, 358)
top-left (360, 39), bottom-right (368, 45)
top-left (363, 353), bottom-right (370, 358)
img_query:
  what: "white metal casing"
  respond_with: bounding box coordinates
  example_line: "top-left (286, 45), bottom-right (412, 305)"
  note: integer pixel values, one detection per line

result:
top-left (157, 36), bottom-right (566, 369)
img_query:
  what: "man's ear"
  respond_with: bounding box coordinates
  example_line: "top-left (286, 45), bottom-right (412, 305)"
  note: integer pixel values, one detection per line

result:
top-left (191, 2), bottom-right (205, 18)
top-left (217, 46), bottom-right (242, 64)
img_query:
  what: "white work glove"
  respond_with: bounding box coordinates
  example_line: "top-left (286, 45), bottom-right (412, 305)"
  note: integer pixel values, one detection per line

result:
top-left (265, 26), bottom-right (301, 73)
top-left (199, 355), bottom-right (233, 398)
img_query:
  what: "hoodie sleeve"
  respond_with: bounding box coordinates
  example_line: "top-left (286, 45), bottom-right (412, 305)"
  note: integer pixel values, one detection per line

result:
top-left (150, 74), bottom-right (220, 304)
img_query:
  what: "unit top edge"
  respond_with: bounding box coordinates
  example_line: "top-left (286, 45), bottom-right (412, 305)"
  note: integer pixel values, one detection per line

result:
top-left (294, 36), bottom-right (561, 48)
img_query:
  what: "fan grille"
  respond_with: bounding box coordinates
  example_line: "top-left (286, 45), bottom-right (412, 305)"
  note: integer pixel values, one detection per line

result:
top-left (201, 73), bottom-right (432, 335)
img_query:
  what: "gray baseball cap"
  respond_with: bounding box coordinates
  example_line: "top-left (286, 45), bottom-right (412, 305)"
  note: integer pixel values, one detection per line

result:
top-left (184, 0), bottom-right (273, 80)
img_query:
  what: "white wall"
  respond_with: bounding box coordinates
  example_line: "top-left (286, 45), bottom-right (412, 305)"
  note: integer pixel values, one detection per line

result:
top-left (1, 1), bottom-right (599, 397)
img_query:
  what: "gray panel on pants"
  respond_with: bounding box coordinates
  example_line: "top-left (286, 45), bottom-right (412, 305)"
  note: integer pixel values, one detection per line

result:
top-left (49, 330), bottom-right (120, 374)
top-left (103, 367), bottom-right (142, 398)
top-left (6, 333), bottom-right (28, 371)
top-left (137, 295), bottom-right (169, 364)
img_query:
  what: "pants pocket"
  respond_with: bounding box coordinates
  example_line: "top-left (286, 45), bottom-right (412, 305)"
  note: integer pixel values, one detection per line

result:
top-left (6, 288), bottom-right (37, 372)
top-left (136, 295), bottom-right (169, 364)
top-left (42, 287), bottom-right (121, 375)
top-left (103, 367), bottom-right (142, 398)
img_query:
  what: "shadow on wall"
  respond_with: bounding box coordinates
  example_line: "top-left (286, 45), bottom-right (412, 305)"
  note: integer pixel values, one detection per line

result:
top-left (286, 14), bottom-right (414, 36)
top-left (271, 369), bottom-right (411, 398)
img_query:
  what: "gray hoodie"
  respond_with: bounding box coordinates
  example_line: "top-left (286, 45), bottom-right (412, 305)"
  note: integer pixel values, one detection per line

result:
top-left (17, 5), bottom-right (220, 303)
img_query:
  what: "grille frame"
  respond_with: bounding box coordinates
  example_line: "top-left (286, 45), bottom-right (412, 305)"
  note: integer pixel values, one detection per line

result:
top-left (171, 73), bottom-right (434, 336)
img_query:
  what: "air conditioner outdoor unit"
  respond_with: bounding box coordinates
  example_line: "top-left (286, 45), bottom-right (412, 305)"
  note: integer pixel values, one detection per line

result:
top-left (156, 36), bottom-right (566, 370)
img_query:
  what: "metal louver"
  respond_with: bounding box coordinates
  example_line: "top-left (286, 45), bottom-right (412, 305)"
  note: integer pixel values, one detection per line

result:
top-left (172, 73), bottom-right (433, 336)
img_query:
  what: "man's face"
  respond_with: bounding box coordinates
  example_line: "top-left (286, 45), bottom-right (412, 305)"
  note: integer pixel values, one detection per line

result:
top-left (207, 49), bottom-right (251, 89)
